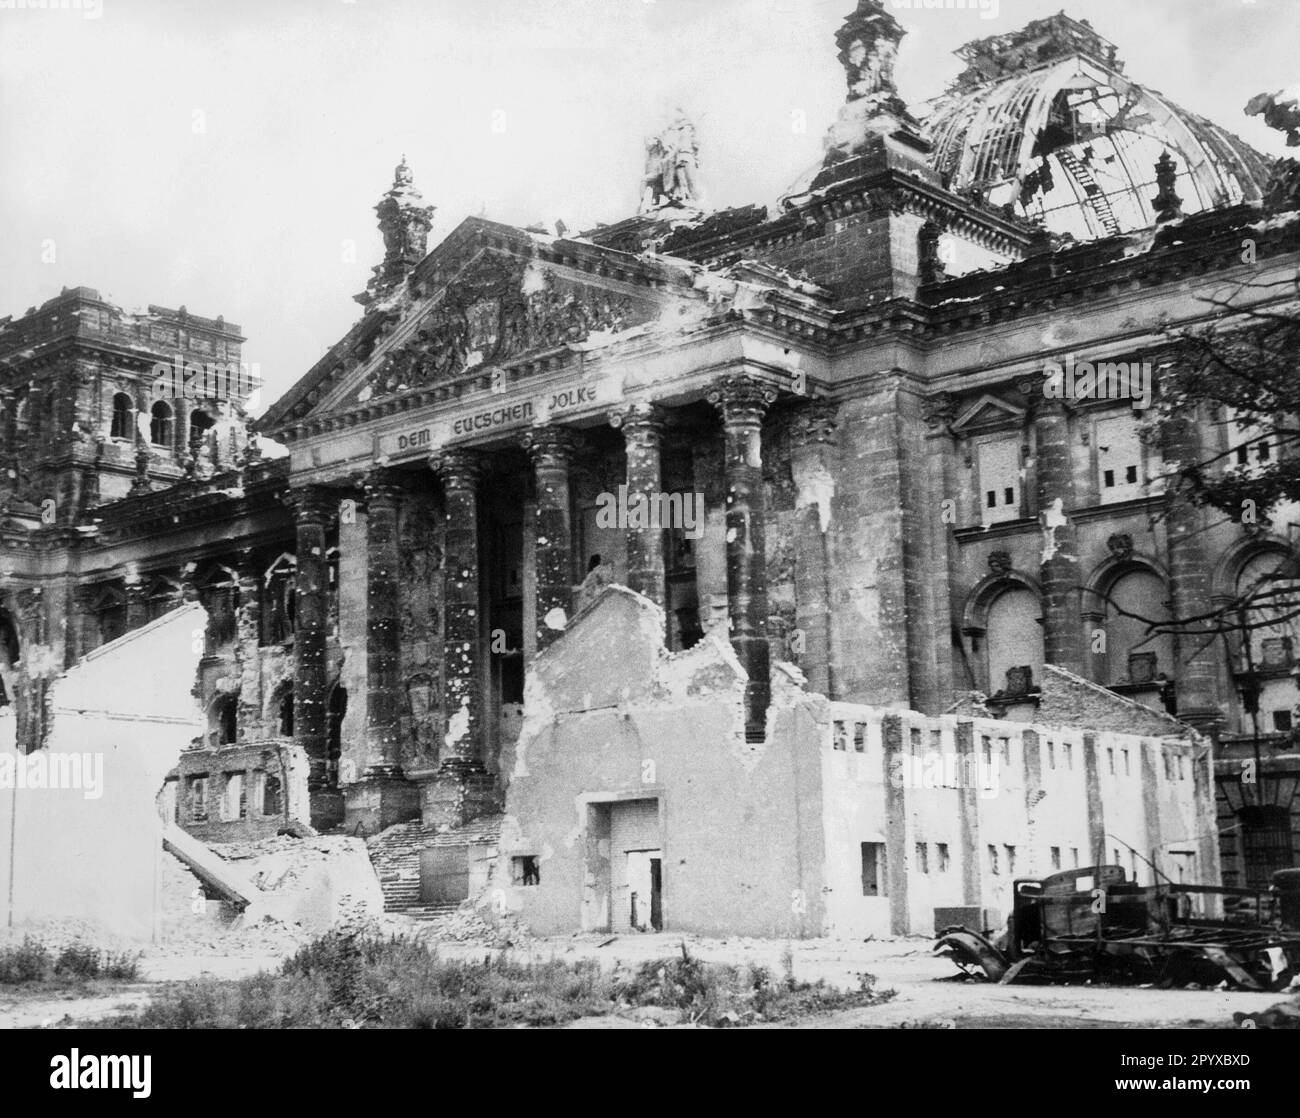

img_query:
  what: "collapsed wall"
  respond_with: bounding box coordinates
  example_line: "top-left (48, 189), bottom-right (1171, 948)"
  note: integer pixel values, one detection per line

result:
top-left (492, 585), bottom-right (1216, 939)
top-left (0, 604), bottom-right (205, 941)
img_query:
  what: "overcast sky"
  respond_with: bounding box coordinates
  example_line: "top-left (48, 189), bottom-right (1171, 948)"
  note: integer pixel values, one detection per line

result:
top-left (0, 0), bottom-right (1293, 409)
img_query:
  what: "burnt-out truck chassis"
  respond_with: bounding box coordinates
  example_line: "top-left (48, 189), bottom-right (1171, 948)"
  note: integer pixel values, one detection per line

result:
top-left (935, 865), bottom-right (1300, 991)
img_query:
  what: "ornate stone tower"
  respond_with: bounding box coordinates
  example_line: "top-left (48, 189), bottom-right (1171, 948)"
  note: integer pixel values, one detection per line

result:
top-left (358, 157), bottom-right (436, 306)
top-left (822, 0), bottom-right (922, 166)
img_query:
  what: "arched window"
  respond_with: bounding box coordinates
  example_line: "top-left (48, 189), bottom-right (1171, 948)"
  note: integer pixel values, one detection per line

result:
top-left (188, 408), bottom-right (215, 451)
top-left (261, 554), bottom-right (296, 645)
top-left (13, 388), bottom-right (29, 434)
top-left (110, 393), bottom-right (134, 439)
top-left (1235, 550), bottom-right (1300, 731)
top-left (150, 401), bottom-right (172, 446)
top-left (986, 586), bottom-right (1045, 696)
top-left (1098, 568), bottom-right (1174, 686)
top-left (196, 564), bottom-right (239, 651)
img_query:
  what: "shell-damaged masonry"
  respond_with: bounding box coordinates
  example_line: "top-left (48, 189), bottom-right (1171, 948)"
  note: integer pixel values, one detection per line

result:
top-left (3, 3), bottom-right (1300, 973)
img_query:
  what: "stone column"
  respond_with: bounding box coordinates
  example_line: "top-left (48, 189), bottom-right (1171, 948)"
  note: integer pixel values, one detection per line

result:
top-left (789, 402), bottom-right (838, 697)
top-left (124, 576), bottom-right (148, 631)
top-left (426, 449), bottom-right (496, 828)
top-left (363, 471), bottom-right (404, 776)
top-left (344, 471), bottom-right (420, 832)
top-left (1163, 409), bottom-right (1222, 732)
top-left (286, 486), bottom-right (335, 812)
top-left (1021, 379), bottom-right (1085, 675)
top-left (707, 374), bottom-right (778, 741)
top-left (521, 426), bottom-right (577, 651)
top-left (610, 402), bottom-right (667, 608)
top-left (233, 550), bottom-right (263, 740)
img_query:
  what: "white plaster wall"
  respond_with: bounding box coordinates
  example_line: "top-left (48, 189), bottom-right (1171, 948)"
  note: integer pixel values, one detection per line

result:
top-left (0, 604), bottom-right (204, 940)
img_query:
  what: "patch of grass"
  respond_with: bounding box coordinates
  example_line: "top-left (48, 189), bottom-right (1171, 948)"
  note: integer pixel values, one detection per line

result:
top-left (0, 939), bottom-right (140, 987)
top-left (92, 931), bottom-right (894, 1029)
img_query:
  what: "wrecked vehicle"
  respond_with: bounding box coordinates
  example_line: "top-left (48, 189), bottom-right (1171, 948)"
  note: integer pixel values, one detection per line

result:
top-left (935, 865), bottom-right (1300, 991)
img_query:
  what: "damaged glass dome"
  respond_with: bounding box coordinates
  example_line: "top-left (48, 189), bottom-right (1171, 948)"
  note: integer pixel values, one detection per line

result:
top-left (923, 14), bottom-right (1273, 240)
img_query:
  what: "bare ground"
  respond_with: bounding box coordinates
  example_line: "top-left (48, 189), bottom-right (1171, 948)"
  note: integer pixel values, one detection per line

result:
top-left (0, 925), bottom-right (1286, 1029)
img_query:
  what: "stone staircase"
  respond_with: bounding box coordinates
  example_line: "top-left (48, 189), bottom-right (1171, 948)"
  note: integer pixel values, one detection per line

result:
top-left (366, 815), bottom-right (503, 914)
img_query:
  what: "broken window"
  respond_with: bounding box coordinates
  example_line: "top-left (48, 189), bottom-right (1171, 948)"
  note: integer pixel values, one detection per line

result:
top-left (936, 843), bottom-right (950, 872)
top-left (1050, 846), bottom-right (1061, 871)
top-left (1107, 747), bottom-right (1115, 775)
top-left (853, 723), bottom-right (866, 752)
top-left (987, 844), bottom-right (1000, 875)
top-left (1004, 845), bottom-right (1016, 875)
top-left (860, 842), bottom-right (885, 897)
top-left (188, 774), bottom-right (209, 824)
top-left (1071, 847), bottom-right (1080, 868)
top-left (1046, 739), bottom-right (1056, 769)
top-left (261, 554), bottom-right (296, 645)
top-left (1122, 747), bottom-right (1130, 775)
top-left (221, 772), bottom-right (246, 821)
top-left (261, 772), bottom-right (283, 817)
top-left (511, 855), bottom-right (541, 886)
top-left (1064, 741), bottom-right (1074, 769)
top-left (915, 842), bottom-right (929, 874)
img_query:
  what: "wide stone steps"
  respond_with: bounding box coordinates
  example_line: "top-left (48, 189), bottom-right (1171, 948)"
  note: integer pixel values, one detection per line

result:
top-left (367, 815), bottom-right (503, 913)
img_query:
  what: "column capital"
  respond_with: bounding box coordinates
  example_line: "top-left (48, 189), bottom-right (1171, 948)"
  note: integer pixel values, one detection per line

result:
top-left (284, 485), bottom-right (336, 524)
top-left (789, 400), bottom-right (840, 447)
top-left (610, 401), bottom-right (665, 437)
top-left (520, 424), bottom-right (580, 467)
top-left (428, 447), bottom-right (484, 488)
top-left (363, 468), bottom-right (404, 509)
top-left (707, 374), bottom-right (778, 425)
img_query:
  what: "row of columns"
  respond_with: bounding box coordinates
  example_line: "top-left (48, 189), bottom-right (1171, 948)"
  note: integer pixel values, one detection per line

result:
top-left (282, 372), bottom-right (785, 814)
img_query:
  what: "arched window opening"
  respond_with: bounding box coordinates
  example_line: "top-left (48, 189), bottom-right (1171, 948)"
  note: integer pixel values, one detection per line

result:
top-left (188, 408), bottom-right (215, 452)
top-left (110, 393), bottom-right (134, 439)
top-left (1099, 569), bottom-right (1174, 687)
top-left (261, 554), bottom-right (296, 646)
top-left (986, 586), bottom-right (1045, 697)
top-left (150, 401), bottom-right (172, 446)
top-left (196, 565), bottom-right (239, 651)
top-left (1235, 551), bottom-right (1300, 732)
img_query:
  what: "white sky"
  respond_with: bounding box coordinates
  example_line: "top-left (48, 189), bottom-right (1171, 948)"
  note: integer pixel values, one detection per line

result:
top-left (0, 0), bottom-right (1293, 409)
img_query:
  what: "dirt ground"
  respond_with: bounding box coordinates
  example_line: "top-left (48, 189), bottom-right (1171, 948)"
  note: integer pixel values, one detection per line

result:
top-left (1, 926), bottom-right (1286, 1029)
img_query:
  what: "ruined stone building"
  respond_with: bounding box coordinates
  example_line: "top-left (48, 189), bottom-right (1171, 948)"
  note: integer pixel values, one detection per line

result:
top-left (2, 4), bottom-right (1297, 935)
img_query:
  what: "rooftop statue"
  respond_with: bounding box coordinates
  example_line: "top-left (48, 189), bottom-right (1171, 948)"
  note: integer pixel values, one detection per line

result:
top-left (640, 112), bottom-right (701, 212)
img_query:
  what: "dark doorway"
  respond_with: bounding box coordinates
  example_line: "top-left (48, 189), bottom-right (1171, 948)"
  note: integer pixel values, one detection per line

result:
top-left (649, 857), bottom-right (663, 931)
top-left (1240, 804), bottom-right (1294, 889)
top-left (420, 845), bottom-right (470, 904)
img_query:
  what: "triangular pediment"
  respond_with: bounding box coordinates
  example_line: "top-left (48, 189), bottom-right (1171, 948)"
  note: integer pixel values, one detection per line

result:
top-left (951, 393), bottom-right (1026, 433)
top-left (261, 218), bottom-right (697, 430)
